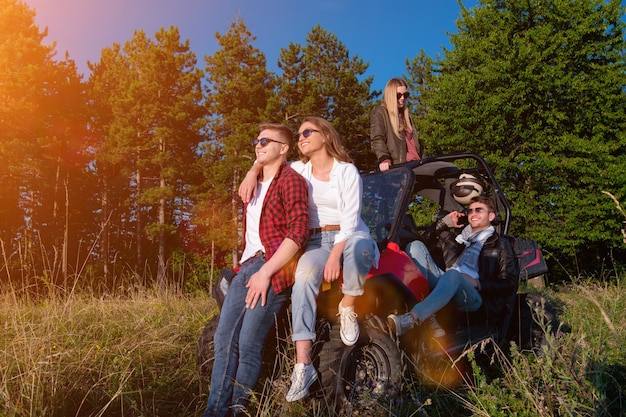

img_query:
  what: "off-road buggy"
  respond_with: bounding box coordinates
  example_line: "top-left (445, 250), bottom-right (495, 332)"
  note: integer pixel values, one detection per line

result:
top-left (198, 153), bottom-right (555, 412)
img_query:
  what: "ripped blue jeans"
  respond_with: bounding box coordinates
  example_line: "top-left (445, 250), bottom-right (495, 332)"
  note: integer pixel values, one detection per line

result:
top-left (291, 230), bottom-right (376, 342)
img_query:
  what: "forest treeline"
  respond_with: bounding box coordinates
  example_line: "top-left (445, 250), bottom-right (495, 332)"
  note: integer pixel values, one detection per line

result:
top-left (1, 0), bottom-right (625, 291)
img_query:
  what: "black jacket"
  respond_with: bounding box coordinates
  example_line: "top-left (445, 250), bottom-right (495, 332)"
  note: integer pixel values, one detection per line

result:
top-left (370, 105), bottom-right (423, 164)
top-left (424, 219), bottom-right (520, 330)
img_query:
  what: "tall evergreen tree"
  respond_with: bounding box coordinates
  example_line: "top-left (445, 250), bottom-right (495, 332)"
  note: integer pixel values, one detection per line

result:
top-left (196, 17), bottom-right (276, 268)
top-left (36, 57), bottom-right (95, 284)
top-left (406, 50), bottom-right (438, 122)
top-left (276, 25), bottom-right (377, 168)
top-left (0, 0), bottom-right (52, 263)
top-left (0, 0), bottom-right (93, 284)
top-left (88, 27), bottom-right (205, 287)
top-left (411, 0), bottom-right (626, 274)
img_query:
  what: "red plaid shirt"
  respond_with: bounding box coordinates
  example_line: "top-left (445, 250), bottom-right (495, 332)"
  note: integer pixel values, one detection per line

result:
top-left (243, 162), bottom-right (309, 294)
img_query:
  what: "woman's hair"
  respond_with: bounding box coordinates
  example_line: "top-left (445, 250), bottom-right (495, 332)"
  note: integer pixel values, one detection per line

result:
top-left (382, 77), bottom-right (412, 135)
top-left (299, 116), bottom-right (353, 163)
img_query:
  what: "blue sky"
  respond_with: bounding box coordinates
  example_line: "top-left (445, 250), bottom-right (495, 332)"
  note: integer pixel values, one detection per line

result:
top-left (23, 0), bottom-right (483, 90)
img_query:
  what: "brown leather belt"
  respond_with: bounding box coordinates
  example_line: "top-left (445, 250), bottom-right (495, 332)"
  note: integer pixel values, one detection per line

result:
top-left (242, 250), bottom-right (265, 265)
top-left (310, 224), bottom-right (341, 235)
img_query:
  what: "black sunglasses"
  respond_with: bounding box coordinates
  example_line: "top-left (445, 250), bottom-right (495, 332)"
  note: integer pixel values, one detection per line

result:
top-left (396, 92), bottom-right (410, 100)
top-left (466, 207), bottom-right (487, 214)
top-left (252, 137), bottom-right (284, 147)
top-left (296, 128), bottom-right (320, 140)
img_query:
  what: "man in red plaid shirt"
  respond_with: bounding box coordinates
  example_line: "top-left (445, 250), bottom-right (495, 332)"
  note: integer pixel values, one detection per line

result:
top-left (203, 123), bottom-right (309, 417)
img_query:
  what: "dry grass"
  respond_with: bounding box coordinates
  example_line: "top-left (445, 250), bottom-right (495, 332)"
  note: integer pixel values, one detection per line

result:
top-left (0, 289), bottom-right (217, 417)
top-left (0, 278), bottom-right (623, 417)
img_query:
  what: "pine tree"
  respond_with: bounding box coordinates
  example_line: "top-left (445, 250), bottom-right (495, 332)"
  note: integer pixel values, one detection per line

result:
top-left (0, 0), bottom-right (94, 284)
top-left (411, 0), bottom-right (626, 273)
top-left (197, 17), bottom-right (276, 268)
top-left (276, 25), bottom-right (376, 168)
top-left (88, 27), bottom-right (205, 286)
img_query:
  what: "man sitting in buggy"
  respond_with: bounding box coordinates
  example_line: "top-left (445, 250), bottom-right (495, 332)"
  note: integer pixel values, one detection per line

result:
top-left (388, 191), bottom-right (519, 338)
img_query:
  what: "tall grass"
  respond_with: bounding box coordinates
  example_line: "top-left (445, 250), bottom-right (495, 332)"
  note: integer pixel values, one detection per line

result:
top-left (0, 278), bottom-right (623, 416)
top-left (0, 289), bottom-right (217, 417)
top-left (457, 280), bottom-right (625, 417)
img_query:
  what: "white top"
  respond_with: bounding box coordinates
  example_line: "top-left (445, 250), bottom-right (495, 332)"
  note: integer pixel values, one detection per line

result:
top-left (309, 175), bottom-right (340, 228)
top-left (240, 176), bottom-right (272, 264)
top-left (289, 159), bottom-right (371, 245)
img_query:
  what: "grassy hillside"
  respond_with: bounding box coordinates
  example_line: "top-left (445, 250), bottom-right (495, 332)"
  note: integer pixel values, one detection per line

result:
top-left (0, 279), bottom-right (623, 416)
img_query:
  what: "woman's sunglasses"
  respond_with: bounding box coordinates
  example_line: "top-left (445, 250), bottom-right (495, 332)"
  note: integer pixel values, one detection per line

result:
top-left (296, 128), bottom-right (320, 141)
top-left (396, 92), bottom-right (410, 100)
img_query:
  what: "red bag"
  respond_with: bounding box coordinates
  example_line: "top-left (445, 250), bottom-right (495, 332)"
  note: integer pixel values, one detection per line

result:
top-left (508, 236), bottom-right (548, 280)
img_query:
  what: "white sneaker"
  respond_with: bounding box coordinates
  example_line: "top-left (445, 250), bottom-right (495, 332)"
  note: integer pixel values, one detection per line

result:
top-left (430, 316), bottom-right (446, 338)
top-left (286, 363), bottom-right (318, 402)
top-left (387, 313), bottom-right (417, 336)
top-left (337, 302), bottom-right (359, 346)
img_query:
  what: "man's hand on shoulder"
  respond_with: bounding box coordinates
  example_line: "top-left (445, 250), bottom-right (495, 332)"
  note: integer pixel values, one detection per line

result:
top-left (239, 163), bottom-right (263, 204)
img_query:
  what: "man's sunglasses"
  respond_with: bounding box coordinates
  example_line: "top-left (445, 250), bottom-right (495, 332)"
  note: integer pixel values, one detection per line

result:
top-left (296, 128), bottom-right (320, 140)
top-left (252, 137), bottom-right (284, 147)
top-left (396, 92), bottom-right (410, 100)
top-left (466, 207), bottom-right (487, 214)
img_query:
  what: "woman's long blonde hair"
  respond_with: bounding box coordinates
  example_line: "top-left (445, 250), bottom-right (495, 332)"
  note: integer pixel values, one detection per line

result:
top-left (383, 77), bottom-right (412, 136)
top-left (298, 116), bottom-right (353, 164)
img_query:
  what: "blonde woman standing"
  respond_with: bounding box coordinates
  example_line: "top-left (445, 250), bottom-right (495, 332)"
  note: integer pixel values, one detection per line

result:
top-left (370, 77), bottom-right (423, 171)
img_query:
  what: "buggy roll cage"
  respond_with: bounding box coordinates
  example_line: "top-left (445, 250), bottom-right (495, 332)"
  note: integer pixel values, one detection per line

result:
top-left (360, 153), bottom-right (512, 250)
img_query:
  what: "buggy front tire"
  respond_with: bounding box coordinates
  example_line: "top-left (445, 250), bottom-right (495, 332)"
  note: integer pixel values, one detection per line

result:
top-left (316, 322), bottom-right (402, 412)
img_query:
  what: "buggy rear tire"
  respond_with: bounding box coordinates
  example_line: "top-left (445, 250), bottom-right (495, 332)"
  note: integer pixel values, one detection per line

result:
top-left (196, 304), bottom-right (291, 381)
top-left (197, 314), bottom-right (220, 377)
top-left (316, 321), bottom-right (402, 412)
top-left (508, 292), bottom-right (558, 352)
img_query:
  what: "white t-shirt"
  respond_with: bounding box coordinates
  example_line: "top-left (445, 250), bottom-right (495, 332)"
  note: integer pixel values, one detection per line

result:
top-left (308, 175), bottom-right (340, 229)
top-left (240, 176), bottom-right (273, 264)
top-left (289, 159), bottom-right (369, 244)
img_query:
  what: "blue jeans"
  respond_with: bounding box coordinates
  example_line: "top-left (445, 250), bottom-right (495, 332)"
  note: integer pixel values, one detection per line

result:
top-left (405, 240), bottom-right (482, 322)
top-left (203, 255), bottom-right (289, 417)
top-left (291, 230), bottom-right (377, 342)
